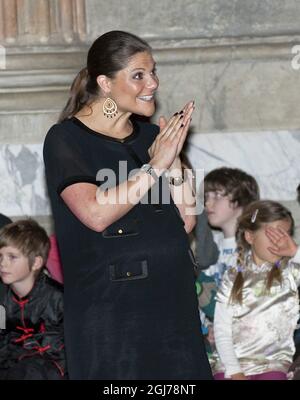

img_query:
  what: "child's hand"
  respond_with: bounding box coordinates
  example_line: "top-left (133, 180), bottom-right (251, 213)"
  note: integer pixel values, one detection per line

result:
top-left (265, 226), bottom-right (298, 258)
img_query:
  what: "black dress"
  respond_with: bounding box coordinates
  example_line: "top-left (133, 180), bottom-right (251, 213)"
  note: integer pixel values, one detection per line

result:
top-left (43, 117), bottom-right (212, 380)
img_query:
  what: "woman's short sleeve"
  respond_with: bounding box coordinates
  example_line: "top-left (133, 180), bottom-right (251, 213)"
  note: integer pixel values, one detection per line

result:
top-left (43, 123), bottom-right (96, 195)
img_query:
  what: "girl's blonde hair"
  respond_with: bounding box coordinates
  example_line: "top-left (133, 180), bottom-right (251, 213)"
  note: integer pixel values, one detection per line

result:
top-left (229, 200), bottom-right (294, 304)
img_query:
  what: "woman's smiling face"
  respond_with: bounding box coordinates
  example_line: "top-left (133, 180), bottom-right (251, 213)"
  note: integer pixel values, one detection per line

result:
top-left (108, 51), bottom-right (159, 117)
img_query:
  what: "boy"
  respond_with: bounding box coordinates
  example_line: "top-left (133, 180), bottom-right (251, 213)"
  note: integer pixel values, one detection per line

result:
top-left (197, 167), bottom-right (259, 349)
top-left (0, 219), bottom-right (66, 380)
top-left (203, 167), bottom-right (259, 285)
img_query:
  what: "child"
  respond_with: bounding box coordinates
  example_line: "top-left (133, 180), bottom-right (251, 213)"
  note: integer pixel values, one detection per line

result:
top-left (288, 184), bottom-right (300, 379)
top-left (203, 167), bottom-right (259, 286)
top-left (181, 155), bottom-right (219, 346)
top-left (0, 219), bottom-right (67, 380)
top-left (197, 168), bottom-right (259, 348)
top-left (213, 200), bottom-right (300, 380)
top-left (294, 184), bottom-right (300, 356)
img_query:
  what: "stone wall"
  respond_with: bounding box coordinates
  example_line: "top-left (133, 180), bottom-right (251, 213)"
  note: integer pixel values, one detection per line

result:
top-left (0, 0), bottom-right (299, 236)
top-left (87, 0), bottom-right (300, 132)
top-left (0, 0), bottom-right (87, 232)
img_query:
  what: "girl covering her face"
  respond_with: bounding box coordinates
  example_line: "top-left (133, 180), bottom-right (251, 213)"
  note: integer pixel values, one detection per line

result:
top-left (212, 200), bottom-right (300, 380)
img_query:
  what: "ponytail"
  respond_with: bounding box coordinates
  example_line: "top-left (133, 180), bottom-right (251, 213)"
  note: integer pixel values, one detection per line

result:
top-left (58, 68), bottom-right (96, 123)
top-left (265, 259), bottom-right (285, 292)
top-left (229, 270), bottom-right (244, 305)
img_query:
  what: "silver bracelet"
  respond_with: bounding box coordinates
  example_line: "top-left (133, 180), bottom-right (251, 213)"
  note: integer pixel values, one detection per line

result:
top-left (140, 164), bottom-right (159, 182)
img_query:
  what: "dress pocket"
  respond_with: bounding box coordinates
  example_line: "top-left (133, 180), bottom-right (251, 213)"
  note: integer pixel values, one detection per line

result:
top-left (102, 218), bottom-right (139, 238)
top-left (109, 259), bottom-right (148, 282)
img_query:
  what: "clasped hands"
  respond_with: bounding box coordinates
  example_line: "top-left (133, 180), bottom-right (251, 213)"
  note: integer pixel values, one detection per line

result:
top-left (148, 100), bottom-right (195, 172)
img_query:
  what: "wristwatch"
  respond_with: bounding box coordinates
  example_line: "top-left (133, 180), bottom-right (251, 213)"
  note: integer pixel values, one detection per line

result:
top-left (165, 168), bottom-right (185, 186)
top-left (169, 175), bottom-right (185, 186)
top-left (140, 164), bottom-right (159, 182)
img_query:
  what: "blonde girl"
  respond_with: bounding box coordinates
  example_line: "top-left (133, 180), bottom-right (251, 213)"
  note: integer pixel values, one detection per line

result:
top-left (213, 200), bottom-right (300, 380)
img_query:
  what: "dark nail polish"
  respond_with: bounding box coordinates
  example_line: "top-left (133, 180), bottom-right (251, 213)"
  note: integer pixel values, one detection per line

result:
top-left (180, 124), bottom-right (184, 128)
top-left (180, 115), bottom-right (183, 119)
top-left (173, 112), bottom-right (178, 116)
top-left (179, 110), bottom-right (184, 114)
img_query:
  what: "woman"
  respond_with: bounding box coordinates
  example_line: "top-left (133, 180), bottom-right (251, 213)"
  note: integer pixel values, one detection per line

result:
top-left (43, 30), bottom-right (212, 380)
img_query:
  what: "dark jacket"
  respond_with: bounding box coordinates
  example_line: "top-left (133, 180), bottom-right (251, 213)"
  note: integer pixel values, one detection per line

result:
top-left (0, 273), bottom-right (66, 380)
top-left (195, 210), bottom-right (219, 270)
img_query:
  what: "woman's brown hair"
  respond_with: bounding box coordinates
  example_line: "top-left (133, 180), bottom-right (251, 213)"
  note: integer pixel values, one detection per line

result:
top-left (230, 200), bottom-right (294, 304)
top-left (58, 31), bottom-right (152, 122)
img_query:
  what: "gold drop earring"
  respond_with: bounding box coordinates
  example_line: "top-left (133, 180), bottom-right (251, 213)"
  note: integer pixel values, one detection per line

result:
top-left (102, 97), bottom-right (118, 118)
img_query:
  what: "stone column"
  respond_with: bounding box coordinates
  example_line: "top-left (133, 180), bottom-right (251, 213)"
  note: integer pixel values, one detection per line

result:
top-left (0, 0), bottom-right (18, 43)
top-left (0, 0), bottom-right (87, 112)
top-left (0, 0), bottom-right (86, 45)
top-left (0, 0), bottom-right (88, 229)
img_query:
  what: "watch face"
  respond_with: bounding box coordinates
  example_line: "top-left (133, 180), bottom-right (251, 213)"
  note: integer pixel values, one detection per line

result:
top-left (141, 164), bottom-right (151, 173)
top-left (171, 176), bottom-right (184, 186)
